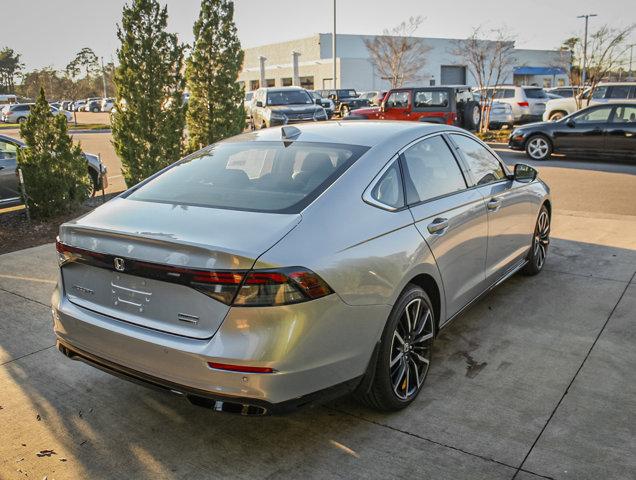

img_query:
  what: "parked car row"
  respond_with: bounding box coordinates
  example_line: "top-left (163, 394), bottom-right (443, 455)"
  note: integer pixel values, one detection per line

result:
top-left (543, 82), bottom-right (636, 121)
top-left (55, 97), bottom-right (115, 113)
top-left (1, 103), bottom-right (73, 123)
top-left (0, 133), bottom-right (108, 207)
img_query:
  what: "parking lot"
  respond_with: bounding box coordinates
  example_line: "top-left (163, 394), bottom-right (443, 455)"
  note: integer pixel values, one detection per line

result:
top-left (1, 140), bottom-right (635, 479)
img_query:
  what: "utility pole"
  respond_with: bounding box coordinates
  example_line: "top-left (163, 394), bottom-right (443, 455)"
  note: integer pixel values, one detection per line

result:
top-left (332, 0), bottom-right (337, 89)
top-left (629, 44), bottom-right (635, 80)
top-left (100, 56), bottom-right (107, 98)
top-left (577, 13), bottom-right (597, 85)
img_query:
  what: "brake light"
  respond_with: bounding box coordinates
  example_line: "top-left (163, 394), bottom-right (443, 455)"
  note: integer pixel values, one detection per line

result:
top-left (55, 240), bottom-right (333, 306)
top-left (518, 101), bottom-right (529, 107)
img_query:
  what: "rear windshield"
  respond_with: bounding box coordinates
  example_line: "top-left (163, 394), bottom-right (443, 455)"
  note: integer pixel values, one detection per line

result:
top-left (127, 142), bottom-right (369, 213)
top-left (523, 88), bottom-right (548, 99)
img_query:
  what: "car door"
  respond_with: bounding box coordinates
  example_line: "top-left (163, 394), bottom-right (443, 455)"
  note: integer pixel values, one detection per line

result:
top-left (402, 133), bottom-right (489, 320)
top-left (605, 105), bottom-right (636, 157)
top-left (0, 138), bottom-right (20, 204)
top-left (448, 133), bottom-right (534, 283)
top-left (556, 105), bottom-right (613, 155)
top-left (381, 90), bottom-right (412, 120)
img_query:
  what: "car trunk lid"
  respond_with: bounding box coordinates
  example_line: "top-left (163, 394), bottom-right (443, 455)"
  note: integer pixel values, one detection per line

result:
top-left (59, 197), bottom-right (301, 339)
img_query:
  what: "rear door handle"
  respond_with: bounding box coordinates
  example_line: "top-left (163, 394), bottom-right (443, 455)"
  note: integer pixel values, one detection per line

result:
top-left (487, 197), bottom-right (503, 211)
top-left (427, 217), bottom-right (449, 234)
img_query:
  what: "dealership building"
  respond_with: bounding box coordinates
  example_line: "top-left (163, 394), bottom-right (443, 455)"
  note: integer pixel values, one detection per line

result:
top-left (239, 33), bottom-right (570, 92)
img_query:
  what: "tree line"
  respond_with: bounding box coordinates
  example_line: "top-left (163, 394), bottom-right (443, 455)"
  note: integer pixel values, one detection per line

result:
top-left (17, 0), bottom-right (244, 219)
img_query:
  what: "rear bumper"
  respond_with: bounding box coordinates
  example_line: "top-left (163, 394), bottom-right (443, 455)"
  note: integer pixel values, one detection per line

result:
top-left (52, 279), bottom-right (388, 409)
top-left (57, 339), bottom-right (361, 415)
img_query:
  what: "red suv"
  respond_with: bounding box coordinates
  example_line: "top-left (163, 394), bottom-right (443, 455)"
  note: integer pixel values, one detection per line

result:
top-left (347, 86), bottom-right (481, 130)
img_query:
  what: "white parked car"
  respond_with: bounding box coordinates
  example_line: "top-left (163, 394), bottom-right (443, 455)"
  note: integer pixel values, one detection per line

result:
top-left (101, 98), bottom-right (115, 112)
top-left (1, 103), bottom-right (71, 123)
top-left (542, 82), bottom-right (636, 121)
top-left (475, 86), bottom-right (548, 123)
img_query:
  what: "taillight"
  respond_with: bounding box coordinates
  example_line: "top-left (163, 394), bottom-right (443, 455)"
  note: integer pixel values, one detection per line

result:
top-left (233, 268), bottom-right (333, 306)
top-left (56, 239), bottom-right (333, 306)
top-left (518, 101), bottom-right (529, 107)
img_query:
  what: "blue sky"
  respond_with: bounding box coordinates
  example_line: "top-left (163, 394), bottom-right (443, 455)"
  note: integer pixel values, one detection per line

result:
top-left (4, 0), bottom-right (635, 70)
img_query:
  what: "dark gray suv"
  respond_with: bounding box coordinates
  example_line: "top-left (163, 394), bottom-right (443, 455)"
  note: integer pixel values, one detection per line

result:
top-left (249, 87), bottom-right (327, 129)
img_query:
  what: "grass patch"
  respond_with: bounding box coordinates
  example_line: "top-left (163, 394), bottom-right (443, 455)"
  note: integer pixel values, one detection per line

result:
top-left (1, 123), bottom-right (110, 131)
top-left (475, 129), bottom-right (512, 143)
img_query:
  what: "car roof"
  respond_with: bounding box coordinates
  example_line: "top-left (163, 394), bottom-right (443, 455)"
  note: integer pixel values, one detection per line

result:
top-left (223, 120), bottom-right (455, 148)
top-left (0, 134), bottom-right (24, 146)
top-left (259, 86), bottom-right (305, 92)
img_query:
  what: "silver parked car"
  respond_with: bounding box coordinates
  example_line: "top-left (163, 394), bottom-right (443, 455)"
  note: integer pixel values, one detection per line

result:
top-left (52, 122), bottom-right (551, 415)
top-left (475, 86), bottom-right (549, 123)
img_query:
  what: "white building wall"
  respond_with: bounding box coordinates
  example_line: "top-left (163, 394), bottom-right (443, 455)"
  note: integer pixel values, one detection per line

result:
top-left (239, 34), bottom-right (570, 91)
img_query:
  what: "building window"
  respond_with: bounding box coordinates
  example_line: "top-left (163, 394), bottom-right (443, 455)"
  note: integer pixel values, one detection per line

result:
top-left (543, 78), bottom-right (552, 88)
top-left (281, 77), bottom-right (293, 86)
top-left (300, 76), bottom-right (314, 90)
top-left (266, 79), bottom-right (275, 87)
top-left (250, 80), bottom-right (260, 90)
top-left (557, 78), bottom-right (565, 87)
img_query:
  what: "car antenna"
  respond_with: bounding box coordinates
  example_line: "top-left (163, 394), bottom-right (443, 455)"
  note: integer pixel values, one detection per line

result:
top-left (281, 126), bottom-right (301, 145)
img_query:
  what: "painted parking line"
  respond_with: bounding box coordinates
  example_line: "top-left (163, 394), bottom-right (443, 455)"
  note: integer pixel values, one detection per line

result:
top-left (0, 274), bottom-right (56, 285)
top-left (0, 204), bottom-right (25, 214)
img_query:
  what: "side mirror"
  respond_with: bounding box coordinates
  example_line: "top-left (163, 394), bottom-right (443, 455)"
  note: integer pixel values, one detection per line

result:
top-left (255, 101), bottom-right (263, 108)
top-left (514, 163), bottom-right (538, 183)
top-left (566, 119), bottom-right (575, 128)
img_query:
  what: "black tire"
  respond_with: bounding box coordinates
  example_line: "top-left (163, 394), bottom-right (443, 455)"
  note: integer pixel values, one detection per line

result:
top-left (525, 134), bottom-right (552, 160)
top-left (523, 205), bottom-right (550, 276)
top-left (462, 101), bottom-right (481, 131)
top-left (17, 116), bottom-right (27, 124)
top-left (360, 284), bottom-right (435, 411)
top-left (91, 107), bottom-right (100, 113)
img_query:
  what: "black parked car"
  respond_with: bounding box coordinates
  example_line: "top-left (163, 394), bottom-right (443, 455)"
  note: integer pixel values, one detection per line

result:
top-left (316, 89), bottom-right (370, 117)
top-left (509, 103), bottom-right (636, 161)
top-left (249, 87), bottom-right (327, 129)
top-left (0, 134), bottom-right (108, 207)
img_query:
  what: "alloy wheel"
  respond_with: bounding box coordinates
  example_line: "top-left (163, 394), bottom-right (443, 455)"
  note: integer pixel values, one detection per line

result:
top-left (527, 137), bottom-right (549, 159)
top-left (533, 210), bottom-right (550, 269)
top-left (390, 298), bottom-right (434, 401)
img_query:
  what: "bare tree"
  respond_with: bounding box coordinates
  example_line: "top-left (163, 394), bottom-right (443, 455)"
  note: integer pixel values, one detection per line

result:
top-left (451, 27), bottom-right (516, 131)
top-left (363, 16), bottom-right (431, 88)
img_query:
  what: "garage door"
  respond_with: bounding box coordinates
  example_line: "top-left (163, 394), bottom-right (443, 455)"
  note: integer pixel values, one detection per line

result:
top-left (441, 66), bottom-right (466, 85)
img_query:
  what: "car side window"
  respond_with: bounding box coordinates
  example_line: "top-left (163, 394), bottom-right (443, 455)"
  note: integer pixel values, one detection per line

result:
top-left (450, 134), bottom-right (506, 186)
top-left (401, 136), bottom-right (466, 204)
top-left (368, 160), bottom-right (404, 209)
top-left (413, 90), bottom-right (449, 109)
top-left (608, 86), bottom-right (630, 99)
top-left (385, 91), bottom-right (410, 109)
top-left (573, 106), bottom-right (613, 123)
top-left (591, 86), bottom-right (608, 99)
top-left (611, 106), bottom-right (636, 123)
top-left (0, 140), bottom-right (18, 160)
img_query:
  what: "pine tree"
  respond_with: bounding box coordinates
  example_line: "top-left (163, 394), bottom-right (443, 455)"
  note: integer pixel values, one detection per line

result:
top-left (18, 88), bottom-right (91, 219)
top-left (186, 0), bottom-right (245, 151)
top-left (112, 0), bottom-right (185, 187)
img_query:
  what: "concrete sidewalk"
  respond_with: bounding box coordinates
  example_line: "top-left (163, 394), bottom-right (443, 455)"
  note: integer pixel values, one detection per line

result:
top-left (1, 211), bottom-right (635, 480)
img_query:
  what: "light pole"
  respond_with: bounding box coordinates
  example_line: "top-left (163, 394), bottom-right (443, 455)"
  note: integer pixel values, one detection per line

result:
top-left (332, 0), bottom-right (337, 89)
top-left (100, 56), bottom-right (107, 98)
top-left (629, 44), bottom-right (635, 80)
top-left (577, 13), bottom-right (597, 85)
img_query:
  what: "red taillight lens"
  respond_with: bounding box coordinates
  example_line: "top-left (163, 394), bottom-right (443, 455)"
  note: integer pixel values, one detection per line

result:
top-left (517, 101), bottom-right (529, 107)
top-left (233, 268), bottom-right (333, 306)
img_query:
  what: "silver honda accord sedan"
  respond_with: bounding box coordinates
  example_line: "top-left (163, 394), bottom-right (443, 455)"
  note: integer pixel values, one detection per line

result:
top-left (52, 121), bottom-right (551, 415)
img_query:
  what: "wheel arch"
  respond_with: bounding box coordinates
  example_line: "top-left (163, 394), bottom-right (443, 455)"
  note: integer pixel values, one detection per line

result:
top-left (549, 109), bottom-right (568, 119)
top-left (405, 273), bottom-right (442, 333)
